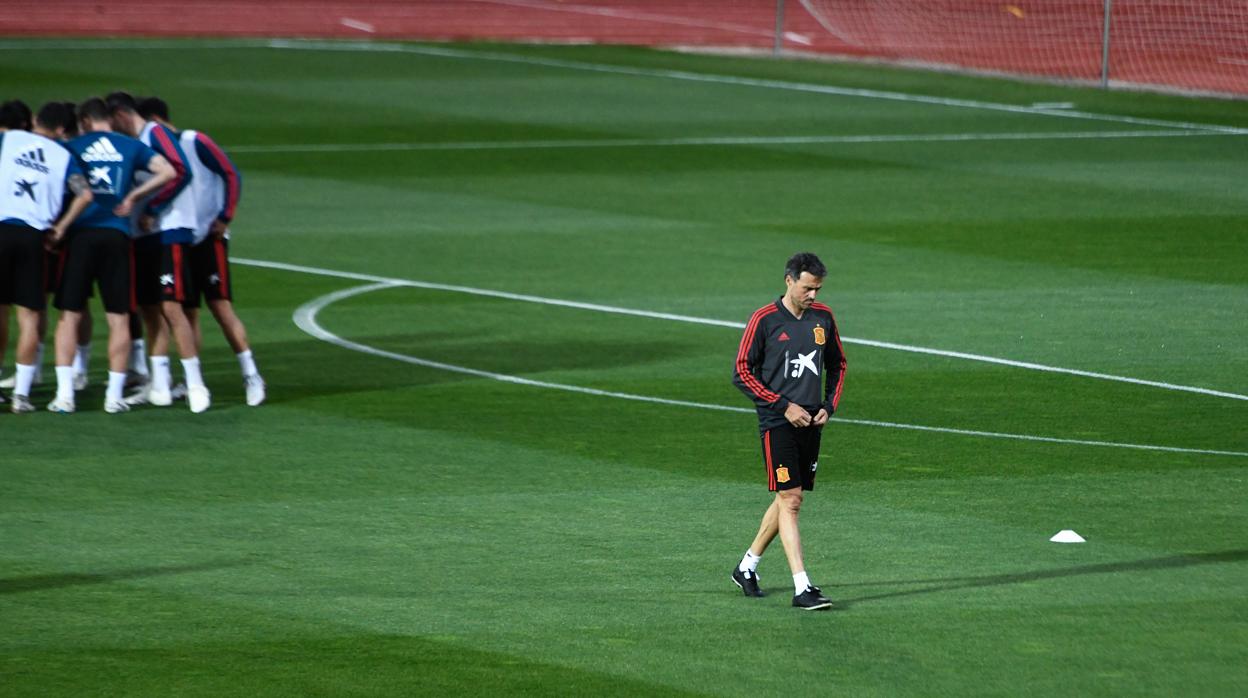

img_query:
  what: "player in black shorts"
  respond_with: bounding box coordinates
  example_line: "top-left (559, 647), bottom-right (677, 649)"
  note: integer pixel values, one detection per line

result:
top-left (0, 102), bottom-right (94, 413)
top-left (0, 99), bottom-right (33, 402)
top-left (139, 97), bottom-right (265, 407)
top-left (729, 252), bottom-right (847, 610)
top-left (48, 97), bottom-right (175, 413)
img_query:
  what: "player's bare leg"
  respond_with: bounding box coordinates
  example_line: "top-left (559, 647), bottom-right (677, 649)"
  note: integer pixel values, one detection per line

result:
top-left (162, 300), bottom-right (209, 412)
top-left (130, 303), bottom-right (174, 406)
top-left (776, 488), bottom-right (832, 610)
top-left (187, 307), bottom-right (203, 354)
top-left (776, 489), bottom-right (806, 578)
top-left (207, 299), bottom-right (249, 353)
top-left (72, 307), bottom-right (93, 390)
top-left (733, 499), bottom-right (780, 597)
top-left (49, 309), bottom-right (82, 412)
top-left (749, 499), bottom-right (781, 555)
top-left (1, 304), bottom-right (42, 391)
top-left (9, 306), bottom-right (42, 412)
top-left (209, 298), bottom-right (264, 406)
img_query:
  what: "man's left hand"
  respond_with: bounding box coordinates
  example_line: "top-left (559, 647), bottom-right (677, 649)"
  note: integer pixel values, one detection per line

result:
top-left (812, 409), bottom-right (829, 426)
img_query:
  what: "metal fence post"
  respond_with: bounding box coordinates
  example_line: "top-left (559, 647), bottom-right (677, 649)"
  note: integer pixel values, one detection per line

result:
top-left (775, 0), bottom-right (786, 56)
top-left (1101, 0), bottom-right (1113, 88)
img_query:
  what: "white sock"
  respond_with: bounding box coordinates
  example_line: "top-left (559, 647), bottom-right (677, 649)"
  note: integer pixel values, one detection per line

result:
top-left (236, 349), bottom-right (258, 378)
top-left (34, 342), bottom-right (44, 370)
top-left (106, 371), bottom-right (126, 402)
top-left (15, 363), bottom-right (36, 397)
top-left (181, 357), bottom-right (204, 389)
top-left (73, 343), bottom-right (91, 375)
top-left (55, 365), bottom-right (74, 402)
top-left (150, 356), bottom-right (171, 393)
top-left (738, 549), bottom-right (762, 574)
top-left (793, 571), bottom-right (811, 595)
top-left (131, 339), bottom-right (149, 376)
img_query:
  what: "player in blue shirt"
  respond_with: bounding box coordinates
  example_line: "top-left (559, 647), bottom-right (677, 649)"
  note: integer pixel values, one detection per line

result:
top-left (47, 98), bottom-right (175, 413)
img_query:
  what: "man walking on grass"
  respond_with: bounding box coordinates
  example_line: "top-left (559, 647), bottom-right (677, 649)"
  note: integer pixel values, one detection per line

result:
top-left (730, 252), bottom-right (846, 610)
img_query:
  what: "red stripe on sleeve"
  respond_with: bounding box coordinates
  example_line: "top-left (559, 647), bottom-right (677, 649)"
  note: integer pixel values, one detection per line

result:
top-left (735, 305), bottom-right (782, 403)
top-left (197, 132), bottom-right (240, 220)
top-left (150, 126), bottom-right (187, 208)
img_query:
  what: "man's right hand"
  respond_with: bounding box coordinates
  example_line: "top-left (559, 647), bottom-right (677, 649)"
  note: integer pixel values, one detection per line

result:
top-left (44, 226), bottom-right (65, 252)
top-left (784, 402), bottom-right (812, 427)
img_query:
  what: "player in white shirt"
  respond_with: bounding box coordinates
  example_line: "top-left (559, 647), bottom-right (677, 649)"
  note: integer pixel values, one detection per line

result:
top-left (0, 99), bottom-right (32, 405)
top-left (0, 102), bottom-right (94, 413)
top-left (141, 99), bottom-right (265, 407)
top-left (106, 91), bottom-right (210, 413)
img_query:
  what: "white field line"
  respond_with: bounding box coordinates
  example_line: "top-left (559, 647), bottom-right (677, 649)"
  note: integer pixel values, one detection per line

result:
top-left (294, 282), bottom-right (1248, 458)
top-left (237, 257), bottom-right (1248, 403)
top-left (4, 37), bottom-right (1243, 135)
top-left (226, 129), bottom-right (1242, 154)
top-left (264, 39), bottom-right (1248, 135)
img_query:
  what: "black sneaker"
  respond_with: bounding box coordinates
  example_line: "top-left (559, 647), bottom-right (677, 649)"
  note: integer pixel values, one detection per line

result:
top-left (792, 585), bottom-right (833, 610)
top-left (731, 567), bottom-right (764, 597)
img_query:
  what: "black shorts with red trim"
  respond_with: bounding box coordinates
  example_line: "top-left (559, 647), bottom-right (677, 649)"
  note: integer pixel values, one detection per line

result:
top-left (0, 223), bottom-right (48, 310)
top-left (54, 227), bottom-right (133, 314)
top-left (133, 234), bottom-right (163, 307)
top-left (159, 241), bottom-right (198, 304)
top-left (761, 422), bottom-right (822, 492)
top-left (183, 236), bottom-right (232, 308)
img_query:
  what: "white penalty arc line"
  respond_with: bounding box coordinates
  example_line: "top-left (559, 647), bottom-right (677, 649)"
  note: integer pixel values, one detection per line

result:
top-left (293, 282), bottom-right (1248, 459)
top-left (226, 129), bottom-right (1242, 154)
top-left (236, 257), bottom-right (1248, 403)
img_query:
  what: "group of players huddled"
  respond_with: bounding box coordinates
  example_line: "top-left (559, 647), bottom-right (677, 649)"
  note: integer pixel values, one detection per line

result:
top-left (0, 94), bottom-right (264, 415)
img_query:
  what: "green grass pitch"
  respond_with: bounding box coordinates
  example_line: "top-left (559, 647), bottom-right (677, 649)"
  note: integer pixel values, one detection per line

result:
top-left (2, 38), bottom-right (1246, 696)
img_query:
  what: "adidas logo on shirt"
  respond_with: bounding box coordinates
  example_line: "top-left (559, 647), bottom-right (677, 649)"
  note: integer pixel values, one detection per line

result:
top-left (14, 147), bottom-right (49, 174)
top-left (82, 138), bottom-right (124, 163)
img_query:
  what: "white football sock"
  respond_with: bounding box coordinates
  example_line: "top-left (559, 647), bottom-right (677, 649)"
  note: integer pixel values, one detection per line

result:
top-left (150, 356), bottom-right (171, 393)
top-left (15, 363), bottom-right (37, 397)
top-left (793, 571), bottom-right (811, 595)
top-left (236, 349), bottom-right (258, 378)
top-left (130, 339), bottom-right (149, 376)
top-left (181, 357), bottom-right (204, 389)
top-left (739, 549), bottom-right (762, 574)
top-left (73, 343), bottom-right (91, 375)
top-left (55, 366), bottom-right (74, 402)
top-left (106, 371), bottom-right (126, 402)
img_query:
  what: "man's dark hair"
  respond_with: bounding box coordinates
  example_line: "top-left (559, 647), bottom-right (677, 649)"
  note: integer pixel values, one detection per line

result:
top-left (35, 101), bottom-right (74, 133)
top-left (105, 90), bottom-right (139, 115)
top-left (78, 97), bottom-right (110, 124)
top-left (0, 99), bottom-right (32, 130)
top-left (137, 96), bottom-right (168, 121)
top-left (784, 252), bottom-right (827, 281)
top-left (59, 101), bottom-right (79, 137)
